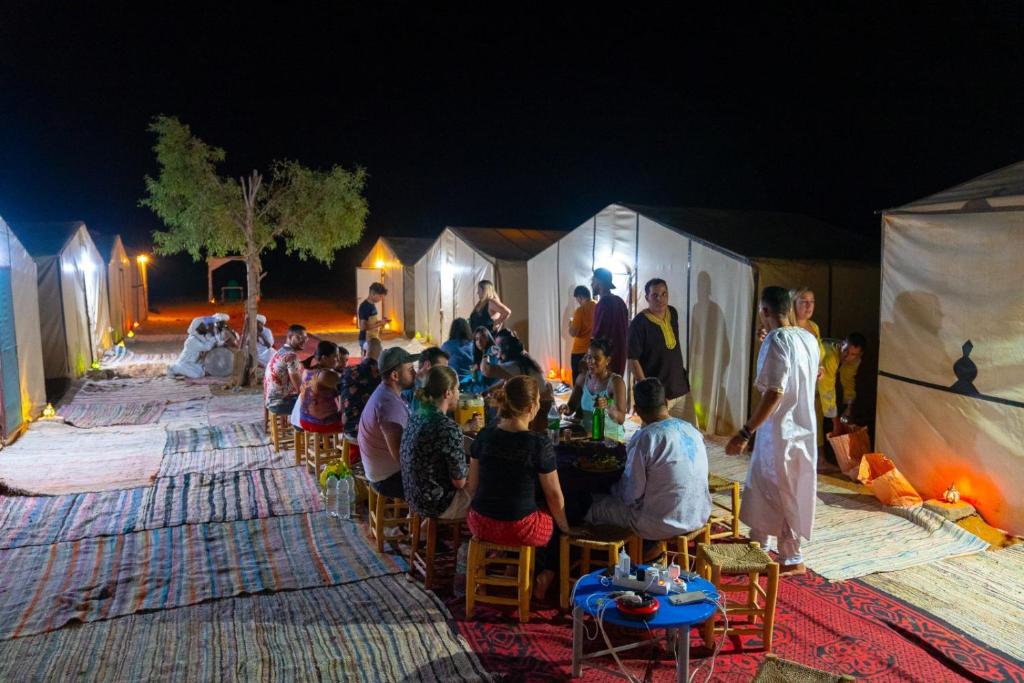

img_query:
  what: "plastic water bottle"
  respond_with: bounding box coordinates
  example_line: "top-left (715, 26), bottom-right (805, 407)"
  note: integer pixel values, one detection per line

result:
top-left (547, 403), bottom-right (561, 444)
top-left (453, 540), bottom-right (469, 597)
top-left (326, 474), bottom-right (339, 518)
top-left (335, 476), bottom-right (352, 520)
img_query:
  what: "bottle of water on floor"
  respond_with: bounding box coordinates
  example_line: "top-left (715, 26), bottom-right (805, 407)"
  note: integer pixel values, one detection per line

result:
top-left (326, 473), bottom-right (339, 518)
top-left (335, 475), bottom-right (352, 520)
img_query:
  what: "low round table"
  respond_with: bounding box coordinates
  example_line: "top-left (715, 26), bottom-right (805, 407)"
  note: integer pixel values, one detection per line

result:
top-left (571, 568), bottom-right (719, 682)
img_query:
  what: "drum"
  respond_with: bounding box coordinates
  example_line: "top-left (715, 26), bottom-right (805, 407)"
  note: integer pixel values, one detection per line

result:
top-left (203, 347), bottom-right (235, 377)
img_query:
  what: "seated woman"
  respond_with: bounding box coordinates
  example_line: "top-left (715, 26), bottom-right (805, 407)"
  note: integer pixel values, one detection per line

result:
top-left (296, 341), bottom-right (343, 433)
top-left (481, 331), bottom-right (553, 432)
top-left (467, 375), bottom-right (570, 600)
top-left (399, 366), bottom-right (471, 519)
top-left (559, 338), bottom-right (628, 442)
top-left (441, 318), bottom-right (475, 383)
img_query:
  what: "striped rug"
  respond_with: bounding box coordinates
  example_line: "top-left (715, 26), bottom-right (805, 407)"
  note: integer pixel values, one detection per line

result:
top-left (0, 512), bottom-right (401, 640)
top-left (704, 438), bottom-right (989, 580)
top-left (207, 392), bottom-right (265, 427)
top-left (861, 544), bottom-right (1024, 663)
top-left (0, 577), bottom-right (492, 682)
top-left (163, 421), bottom-right (268, 454)
top-left (59, 401), bottom-right (167, 428)
top-left (141, 467), bottom-right (322, 529)
top-left (72, 377), bottom-right (213, 405)
top-left (157, 445), bottom-right (290, 477)
top-left (156, 397), bottom-right (211, 430)
top-left (0, 422), bottom-right (165, 495)
top-left (0, 468), bottom-right (320, 549)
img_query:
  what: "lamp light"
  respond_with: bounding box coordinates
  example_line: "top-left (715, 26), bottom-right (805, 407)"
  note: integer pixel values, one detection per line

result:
top-left (42, 403), bottom-right (56, 419)
top-left (127, 330), bottom-right (135, 338)
top-left (374, 259), bottom-right (385, 269)
top-left (136, 254), bottom-right (149, 265)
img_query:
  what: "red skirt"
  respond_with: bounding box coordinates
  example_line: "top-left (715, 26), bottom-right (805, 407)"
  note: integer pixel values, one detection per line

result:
top-left (467, 508), bottom-right (553, 547)
top-left (299, 419), bottom-right (343, 434)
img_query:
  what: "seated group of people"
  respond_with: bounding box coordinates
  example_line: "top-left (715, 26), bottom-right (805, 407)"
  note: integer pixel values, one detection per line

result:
top-left (168, 312), bottom-right (276, 379)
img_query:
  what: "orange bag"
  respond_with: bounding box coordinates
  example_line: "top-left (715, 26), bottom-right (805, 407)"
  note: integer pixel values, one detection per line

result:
top-left (856, 453), bottom-right (923, 507)
top-left (827, 426), bottom-right (871, 480)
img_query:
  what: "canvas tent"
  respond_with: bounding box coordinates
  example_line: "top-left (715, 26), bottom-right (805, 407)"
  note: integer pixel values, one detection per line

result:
top-left (528, 203), bottom-right (879, 436)
top-left (414, 227), bottom-right (563, 345)
top-left (0, 216), bottom-right (46, 440)
top-left (129, 249), bottom-right (149, 327)
top-left (358, 236), bottom-right (433, 338)
top-left (97, 234), bottom-right (134, 342)
top-left (879, 160), bottom-right (1024, 535)
top-left (17, 221), bottom-right (111, 380)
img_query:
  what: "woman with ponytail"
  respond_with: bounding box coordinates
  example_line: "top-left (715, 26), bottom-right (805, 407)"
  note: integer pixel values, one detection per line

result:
top-left (399, 366), bottom-right (472, 519)
top-left (467, 375), bottom-right (570, 601)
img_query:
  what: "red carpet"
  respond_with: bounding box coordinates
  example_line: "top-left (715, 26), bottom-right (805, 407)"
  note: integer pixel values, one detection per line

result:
top-left (447, 569), bottom-right (1024, 682)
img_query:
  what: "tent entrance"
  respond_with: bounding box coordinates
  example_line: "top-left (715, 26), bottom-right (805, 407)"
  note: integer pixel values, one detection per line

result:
top-left (0, 268), bottom-right (23, 437)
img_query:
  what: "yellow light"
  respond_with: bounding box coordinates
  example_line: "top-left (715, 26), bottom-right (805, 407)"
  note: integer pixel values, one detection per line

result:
top-left (133, 322), bottom-right (140, 328)
top-left (91, 361), bottom-right (101, 370)
top-left (547, 369), bottom-right (558, 379)
top-left (43, 403), bottom-right (56, 419)
top-left (117, 341), bottom-right (125, 348)
top-left (384, 322), bottom-right (392, 331)
top-left (374, 259), bottom-right (385, 269)
top-left (210, 298), bottom-right (216, 304)
top-left (136, 254), bottom-right (149, 264)
top-left (127, 330), bottom-right (135, 338)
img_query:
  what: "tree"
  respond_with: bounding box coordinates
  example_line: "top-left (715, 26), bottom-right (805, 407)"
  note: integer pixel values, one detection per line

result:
top-left (141, 115), bottom-right (368, 384)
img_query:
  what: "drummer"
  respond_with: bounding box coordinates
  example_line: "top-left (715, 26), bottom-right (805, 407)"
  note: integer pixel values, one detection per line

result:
top-left (558, 338), bottom-right (628, 442)
top-left (212, 313), bottom-right (239, 348)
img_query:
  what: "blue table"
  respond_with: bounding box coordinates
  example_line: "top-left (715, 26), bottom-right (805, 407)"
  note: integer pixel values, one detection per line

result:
top-left (571, 568), bottom-right (719, 682)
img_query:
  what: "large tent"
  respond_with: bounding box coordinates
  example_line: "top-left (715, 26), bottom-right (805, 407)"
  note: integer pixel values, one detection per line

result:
top-left (879, 161), bottom-right (1024, 535)
top-left (414, 227), bottom-right (563, 344)
top-left (96, 234), bottom-right (134, 342)
top-left (528, 203), bottom-right (878, 436)
top-left (358, 236), bottom-right (434, 338)
top-left (17, 221), bottom-right (111, 381)
top-left (0, 216), bottom-right (46, 440)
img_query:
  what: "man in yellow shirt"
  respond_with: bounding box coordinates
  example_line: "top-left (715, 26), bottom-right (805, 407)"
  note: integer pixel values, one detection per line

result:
top-left (568, 285), bottom-right (595, 385)
top-left (818, 332), bottom-right (865, 435)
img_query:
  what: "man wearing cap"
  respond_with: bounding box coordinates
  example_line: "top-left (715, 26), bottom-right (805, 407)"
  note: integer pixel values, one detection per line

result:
top-left (256, 314), bottom-right (275, 366)
top-left (591, 267), bottom-right (630, 376)
top-left (358, 346), bottom-right (417, 498)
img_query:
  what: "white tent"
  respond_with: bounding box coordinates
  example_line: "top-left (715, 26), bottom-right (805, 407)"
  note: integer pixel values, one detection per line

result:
top-left (97, 234), bottom-right (134, 342)
top-left (17, 221), bottom-right (111, 380)
top-left (528, 203), bottom-right (879, 436)
top-left (358, 236), bottom-right (434, 338)
top-left (879, 161), bottom-right (1024, 535)
top-left (414, 227), bottom-right (563, 344)
top-left (0, 216), bottom-right (46, 440)
top-left (129, 249), bottom-right (149, 327)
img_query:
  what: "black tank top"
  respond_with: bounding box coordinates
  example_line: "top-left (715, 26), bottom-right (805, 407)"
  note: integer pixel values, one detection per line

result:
top-left (469, 304), bottom-right (493, 333)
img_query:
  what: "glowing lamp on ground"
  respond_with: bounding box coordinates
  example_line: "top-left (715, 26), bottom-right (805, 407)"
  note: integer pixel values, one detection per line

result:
top-left (42, 403), bottom-right (56, 419)
top-left (133, 322), bottom-right (140, 328)
top-left (209, 298), bottom-right (216, 304)
top-left (127, 330), bottom-right (135, 338)
top-left (547, 369), bottom-right (558, 380)
top-left (943, 483), bottom-right (961, 504)
top-left (384, 322), bottom-right (392, 331)
top-left (91, 361), bottom-right (101, 370)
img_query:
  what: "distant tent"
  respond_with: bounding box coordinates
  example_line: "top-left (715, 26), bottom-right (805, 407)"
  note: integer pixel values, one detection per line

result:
top-left (358, 236), bottom-right (434, 338)
top-left (0, 216), bottom-right (46, 440)
top-left (879, 160), bottom-right (1024, 535)
top-left (528, 203), bottom-right (878, 436)
top-left (413, 227), bottom-right (563, 345)
top-left (128, 248), bottom-right (150, 326)
top-left (96, 234), bottom-right (134, 342)
top-left (16, 221), bottom-right (111, 380)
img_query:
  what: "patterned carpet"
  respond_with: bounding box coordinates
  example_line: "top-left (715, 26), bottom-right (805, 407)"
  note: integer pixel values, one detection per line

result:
top-left (157, 445), bottom-right (291, 477)
top-left (59, 401), bottom-right (168, 428)
top-left (163, 421), bottom-right (269, 454)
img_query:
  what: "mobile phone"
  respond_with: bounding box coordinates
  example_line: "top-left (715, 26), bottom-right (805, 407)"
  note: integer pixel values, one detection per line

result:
top-left (668, 591), bottom-right (706, 606)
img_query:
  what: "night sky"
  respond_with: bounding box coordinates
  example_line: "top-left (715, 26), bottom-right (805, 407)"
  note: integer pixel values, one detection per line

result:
top-left (2, 4), bottom-right (1023, 302)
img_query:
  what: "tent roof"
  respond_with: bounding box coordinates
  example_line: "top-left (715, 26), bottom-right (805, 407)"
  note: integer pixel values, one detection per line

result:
top-left (380, 236), bottom-right (435, 265)
top-left (898, 159), bottom-right (1024, 209)
top-left (619, 204), bottom-right (869, 261)
top-left (449, 227), bottom-right (564, 261)
top-left (13, 221), bottom-right (86, 258)
top-left (92, 232), bottom-right (125, 263)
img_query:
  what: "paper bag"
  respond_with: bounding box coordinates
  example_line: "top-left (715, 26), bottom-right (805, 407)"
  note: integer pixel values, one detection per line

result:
top-left (827, 426), bottom-right (871, 479)
top-left (857, 453), bottom-right (923, 507)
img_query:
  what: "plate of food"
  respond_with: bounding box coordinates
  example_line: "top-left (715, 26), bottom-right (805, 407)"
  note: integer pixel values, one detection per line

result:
top-left (575, 450), bottom-right (625, 473)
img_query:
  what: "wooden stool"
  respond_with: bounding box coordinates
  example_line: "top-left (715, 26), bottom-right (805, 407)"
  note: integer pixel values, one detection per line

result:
top-left (696, 541), bottom-right (779, 652)
top-left (294, 428), bottom-right (305, 467)
top-left (366, 486), bottom-right (410, 553)
top-left (465, 538), bottom-right (535, 624)
top-left (636, 523), bottom-right (712, 573)
top-left (268, 413), bottom-right (294, 452)
top-left (349, 459), bottom-right (370, 515)
top-left (408, 512), bottom-right (464, 590)
top-left (708, 474), bottom-right (742, 539)
top-left (753, 654), bottom-right (855, 682)
top-left (304, 431), bottom-right (341, 477)
top-left (559, 525), bottom-right (634, 609)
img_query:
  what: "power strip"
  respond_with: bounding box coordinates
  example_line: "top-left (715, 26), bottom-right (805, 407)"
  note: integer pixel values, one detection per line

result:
top-left (610, 568), bottom-right (674, 595)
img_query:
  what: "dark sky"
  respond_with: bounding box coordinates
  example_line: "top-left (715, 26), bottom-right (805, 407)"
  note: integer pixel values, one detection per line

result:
top-left (2, 4), bottom-right (1023, 301)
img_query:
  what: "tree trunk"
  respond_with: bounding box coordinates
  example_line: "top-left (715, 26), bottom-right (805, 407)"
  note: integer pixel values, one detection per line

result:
top-left (244, 251), bottom-right (262, 386)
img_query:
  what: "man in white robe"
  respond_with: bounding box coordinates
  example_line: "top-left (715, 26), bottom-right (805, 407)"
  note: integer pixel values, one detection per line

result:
top-left (727, 286), bottom-right (819, 574)
top-left (256, 314), bottom-right (275, 367)
top-left (168, 317), bottom-right (218, 378)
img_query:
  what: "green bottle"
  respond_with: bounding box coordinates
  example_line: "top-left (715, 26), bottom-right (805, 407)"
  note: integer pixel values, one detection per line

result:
top-left (591, 401), bottom-right (606, 441)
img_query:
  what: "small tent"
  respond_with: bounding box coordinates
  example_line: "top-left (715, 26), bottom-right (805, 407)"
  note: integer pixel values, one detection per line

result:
top-left (414, 227), bottom-right (563, 344)
top-left (357, 236), bottom-right (434, 338)
top-left (879, 161), bottom-right (1024, 535)
top-left (129, 250), bottom-right (149, 327)
top-left (528, 203), bottom-right (878, 436)
top-left (17, 221), bottom-right (111, 380)
top-left (97, 234), bottom-right (134, 342)
top-left (0, 215), bottom-right (46, 440)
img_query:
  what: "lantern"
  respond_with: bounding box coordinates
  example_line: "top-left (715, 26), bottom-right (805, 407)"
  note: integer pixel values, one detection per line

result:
top-left (42, 403), bottom-right (56, 419)
top-left (943, 483), bottom-right (961, 504)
